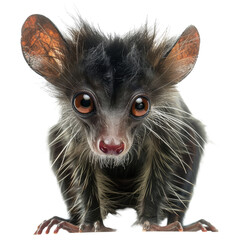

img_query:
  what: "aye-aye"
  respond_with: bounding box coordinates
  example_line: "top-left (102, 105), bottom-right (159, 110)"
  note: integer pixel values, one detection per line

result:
top-left (21, 14), bottom-right (217, 233)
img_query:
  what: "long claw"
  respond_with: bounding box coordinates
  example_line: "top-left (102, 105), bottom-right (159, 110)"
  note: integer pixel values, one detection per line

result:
top-left (143, 221), bottom-right (183, 231)
top-left (142, 219), bottom-right (217, 232)
top-left (54, 221), bottom-right (80, 233)
top-left (34, 216), bottom-right (76, 234)
top-left (45, 219), bottom-right (60, 234)
top-left (34, 216), bottom-right (114, 234)
top-left (183, 219), bottom-right (218, 232)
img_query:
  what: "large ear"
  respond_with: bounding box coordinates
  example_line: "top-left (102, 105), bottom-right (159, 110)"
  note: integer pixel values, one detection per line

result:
top-left (164, 25), bottom-right (200, 83)
top-left (21, 14), bottom-right (67, 81)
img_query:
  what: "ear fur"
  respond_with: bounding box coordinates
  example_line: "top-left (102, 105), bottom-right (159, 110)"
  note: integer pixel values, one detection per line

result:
top-left (164, 25), bottom-right (200, 84)
top-left (21, 14), bottom-right (67, 81)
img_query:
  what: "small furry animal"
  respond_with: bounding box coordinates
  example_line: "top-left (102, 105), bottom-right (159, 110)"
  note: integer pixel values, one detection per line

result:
top-left (21, 14), bottom-right (217, 233)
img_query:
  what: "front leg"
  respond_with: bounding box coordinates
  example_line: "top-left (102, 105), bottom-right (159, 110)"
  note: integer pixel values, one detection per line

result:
top-left (137, 170), bottom-right (184, 232)
top-left (166, 121), bottom-right (218, 232)
top-left (34, 126), bottom-right (114, 234)
top-left (139, 119), bottom-right (217, 232)
top-left (34, 164), bottom-right (115, 234)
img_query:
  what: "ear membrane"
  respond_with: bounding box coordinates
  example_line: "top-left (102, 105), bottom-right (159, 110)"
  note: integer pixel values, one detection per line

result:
top-left (164, 25), bottom-right (200, 84)
top-left (21, 14), bottom-right (67, 80)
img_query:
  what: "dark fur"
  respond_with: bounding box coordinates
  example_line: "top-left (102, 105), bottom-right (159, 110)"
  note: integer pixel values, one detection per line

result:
top-left (22, 15), bottom-right (206, 229)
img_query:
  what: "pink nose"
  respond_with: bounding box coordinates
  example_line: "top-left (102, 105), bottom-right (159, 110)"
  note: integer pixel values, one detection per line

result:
top-left (99, 140), bottom-right (124, 155)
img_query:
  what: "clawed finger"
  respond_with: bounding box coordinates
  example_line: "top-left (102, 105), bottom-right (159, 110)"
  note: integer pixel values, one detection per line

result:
top-left (183, 219), bottom-right (218, 232)
top-left (143, 221), bottom-right (183, 232)
top-left (34, 217), bottom-right (69, 235)
top-left (45, 219), bottom-right (61, 234)
top-left (34, 220), bottom-right (50, 235)
top-left (34, 217), bottom-right (81, 235)
top-left (54, 221), bottom-right (79, 233)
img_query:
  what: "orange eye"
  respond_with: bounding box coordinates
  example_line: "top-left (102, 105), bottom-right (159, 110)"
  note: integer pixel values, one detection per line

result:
top-left (73, 93), bottom-right (94, 114)
top-left (131, 96), bottom-right (150, 117)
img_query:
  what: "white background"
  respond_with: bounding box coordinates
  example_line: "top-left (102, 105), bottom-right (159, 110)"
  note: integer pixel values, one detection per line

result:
top-left (1, 0), bottom-right (239, 239)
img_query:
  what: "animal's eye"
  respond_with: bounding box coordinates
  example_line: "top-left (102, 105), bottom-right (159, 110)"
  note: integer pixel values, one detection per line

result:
top-left (73, 93), bottom-right (94, 114)
top-left (131, 96), bottom-right (150, 117)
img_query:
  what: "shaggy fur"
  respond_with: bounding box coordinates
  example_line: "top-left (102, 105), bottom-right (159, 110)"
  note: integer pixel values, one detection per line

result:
top-left (21, 14), bottom-right (208, 231)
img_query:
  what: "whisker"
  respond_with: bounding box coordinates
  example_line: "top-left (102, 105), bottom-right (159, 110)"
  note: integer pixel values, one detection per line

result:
top-left (151, 108), bottom-right (205, 150)
top-left (158, 105), bottom-right (193, 117)
top-left (58, 172), bottom-right (71, 184)
top-left (143, 123), bottom-right (187, 174)
top-left (172, 173), bottom-right (194, 186)
top-left (167, 182), bottom-right (188, 209)
top-left (48, 125), bottom-right (72, 147)
top-left (51, 129), bottom-right (80, 169)
top-left (164, 114), bottom-right (205, 148)
top-left (148, 118), bottom-right (194, 164)
top-left (162, 187), bottom-right (179, 215)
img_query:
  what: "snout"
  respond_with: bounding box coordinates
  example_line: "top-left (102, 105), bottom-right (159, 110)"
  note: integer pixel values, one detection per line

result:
top-left (91, 115), bottom-right (130, 157)
top-left (99, 139), bottom-right (125, 155)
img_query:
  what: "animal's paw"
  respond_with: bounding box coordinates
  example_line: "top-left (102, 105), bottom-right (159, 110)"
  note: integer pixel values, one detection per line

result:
top-left (34, 216), bottom-right (79, 234)
top-left (34, 217), bottom-right (115, 234)
top-left (143, 221), bottom-right (183, 231)
top-left (79, 221), bottom-right (116, 232)
top-left (143, 219), bottom-right (218, 232)
top-left (183, 219), bottom-right (218, 232)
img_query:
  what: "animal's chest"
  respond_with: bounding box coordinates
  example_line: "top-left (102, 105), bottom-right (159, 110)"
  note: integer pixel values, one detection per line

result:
top-left (108, 177), bottom-right (139, 209)
top-left (102, 165), bottom-right (141, 209)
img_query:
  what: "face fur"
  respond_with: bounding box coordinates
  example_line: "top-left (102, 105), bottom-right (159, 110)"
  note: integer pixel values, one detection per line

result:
top-left (60, 38), bottom-right (156, 159)
top-left (21, 14), bottom-right (200, 164)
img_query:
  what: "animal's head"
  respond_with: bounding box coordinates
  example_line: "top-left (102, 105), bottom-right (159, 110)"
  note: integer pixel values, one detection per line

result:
top-left (21, 14), bottom-right (200, 163)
